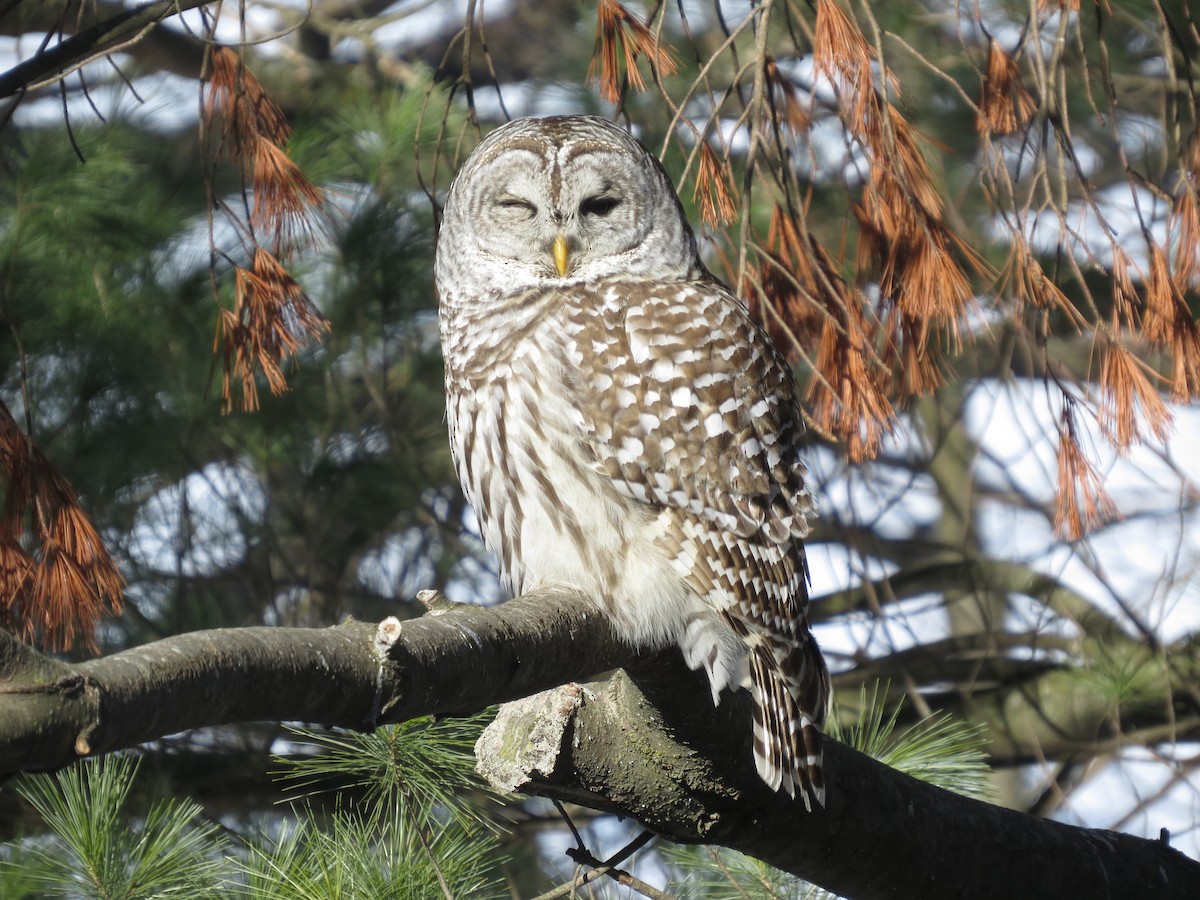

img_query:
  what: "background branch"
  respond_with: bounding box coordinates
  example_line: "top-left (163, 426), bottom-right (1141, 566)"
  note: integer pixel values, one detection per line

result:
top-left (0, 0), bottom-right (214, 98)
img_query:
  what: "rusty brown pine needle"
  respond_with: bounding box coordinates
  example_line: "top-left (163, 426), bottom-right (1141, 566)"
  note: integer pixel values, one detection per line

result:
top-left (48, 503), bottom-right (124, 599)
top-left (808, 299), bottom-right (896, 463)
top-left (1110, 246), bottom-right (1140, 332)
top-left (32, 538), bottom-right (108, 653)
top-left (816, 3), bottom-right (892, 139)
top-left (1000, 237), bottom-right (1086, 331)
top-left (1144, 244), bottom-right (1186, 346)
top-left (1168, 321), bottom-right (1200, 402)
top-left (0, 402), bottom-right (123, 651)
top-left (0, 405), bottom-right (32, 526)
top-left (813, 0), bottom-right (876, 98)
top-left (862, 169), bottom-right (984, 362)
top-left (765, 204), bottom-right (848, 306)
top-left (217, 248), bottom-right (331, 412)
top-left (1171, 185), bottom-right (1200, 292)
top-left (766, 205), bottom-right (806, 270)
top-left (765, 56), bottom-right (811, 134)
top-left (206, 46), bottom-right (291, 159)
top-left (588, 0), bottom-right (678, 103)
top-left (252, 140), bottom-right (326, 252)
top-left (1054, 407), bottom-right (1118, 541)
top-left (0, 536), bottom-right (34, 629)
top-left (746, 207), bottom-right (826, 357)
top-left (882, 115), bottom-right (943, 221)
top-left (30, 503), bottom-right (125, 652)
top-left (216, 306), bottom-right (259, 412)
top-left (888, 313), bottom-right (946, 399)
top-left (691, 141), bottom-right (737, 228)
top-left (852, 200), bottom-right (887, 280)
top-left (1098, 338), bottom-right (1173, 451)
top-left (748, 259), bottom-right (821, 362)
top-left (978, 40), bottom-right (1036, 136)
top-left (894, 229), bottom-right (974, 346)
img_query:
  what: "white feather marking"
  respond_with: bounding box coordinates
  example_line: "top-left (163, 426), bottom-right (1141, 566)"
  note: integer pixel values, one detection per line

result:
top-left (703, 412), bottom-right (726, 438)
top-left (670, 386), bottom-right (693, 407)
top-left (650, 358), bottom-right (677, 381)
top-left (628, 329), bottom-right (652, 364)
top-left (618, 435), bottom-right (644, 461)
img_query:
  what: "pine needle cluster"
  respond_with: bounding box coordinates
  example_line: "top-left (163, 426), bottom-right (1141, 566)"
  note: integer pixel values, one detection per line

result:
top-left (1, 717), bottom-right (507, 899)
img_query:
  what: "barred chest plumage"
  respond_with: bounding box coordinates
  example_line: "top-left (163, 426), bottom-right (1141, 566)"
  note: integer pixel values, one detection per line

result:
top-left (439, 281), bottom-right (750, 680)
top-left (441, 285), bottom-right (626, 598)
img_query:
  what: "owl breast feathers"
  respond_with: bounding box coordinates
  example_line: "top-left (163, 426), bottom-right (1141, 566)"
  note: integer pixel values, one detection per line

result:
top-left (435, 115), bottom-right (830, 809)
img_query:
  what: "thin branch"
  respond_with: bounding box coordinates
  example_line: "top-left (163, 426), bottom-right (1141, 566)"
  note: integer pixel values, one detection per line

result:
top-left (0, 0), bottom-right (214, 98)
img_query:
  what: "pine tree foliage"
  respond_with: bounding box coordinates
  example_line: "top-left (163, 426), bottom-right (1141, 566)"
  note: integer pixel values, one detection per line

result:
top-left (277, 714), bottom-right (503, 836)
top-left (826, 682), bottom-right (994, 802)
top-left (1, 721), bottom-right (507, 898)
top-left (236, 808), bottom-right (505, 900)
top-left (2, 755), bottom-right (224, 899)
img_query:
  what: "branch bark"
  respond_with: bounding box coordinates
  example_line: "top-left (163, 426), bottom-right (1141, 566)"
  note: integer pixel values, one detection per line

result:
top-left (478, 664), bottom-right (1200, 899)
top-left (0, 0), bottom-right (214, 98)
top-left (1, 588), bottom-right (1197, 898)
top-left (0, 586), bottom-right (635, 773)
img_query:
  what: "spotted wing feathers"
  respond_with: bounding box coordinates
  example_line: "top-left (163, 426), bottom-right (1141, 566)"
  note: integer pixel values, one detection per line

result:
top-left (564, 275), bottom-right (829, 808)
top-left (564, 277), bottom-right (816, 547)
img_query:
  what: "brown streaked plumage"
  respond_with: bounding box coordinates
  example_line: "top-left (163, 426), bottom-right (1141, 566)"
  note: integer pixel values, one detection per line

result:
top-left (436, 115), bottom-right (830, 807)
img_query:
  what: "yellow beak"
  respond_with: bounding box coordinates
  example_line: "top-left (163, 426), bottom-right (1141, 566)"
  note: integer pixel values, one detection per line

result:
top-left (552, 234), bottom-right (570, 277)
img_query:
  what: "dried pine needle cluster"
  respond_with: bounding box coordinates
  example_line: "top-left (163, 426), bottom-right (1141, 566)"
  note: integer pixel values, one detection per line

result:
top-left (571, 0), bottom-right (1200, 538)
top-left (977, 41), bottom-right (1037, 138)
top-left (0, 403), bottom-right (123, 651)
top-left (588, 0), bottom-right (678, 103)
top-left (1, 44), bottom-right (336, 650)
top-left (204, 46), bottom-right (330, 413)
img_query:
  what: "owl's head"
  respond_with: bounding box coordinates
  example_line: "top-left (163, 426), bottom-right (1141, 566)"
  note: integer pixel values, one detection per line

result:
top-left (436, 116), bottom-right (701, 299)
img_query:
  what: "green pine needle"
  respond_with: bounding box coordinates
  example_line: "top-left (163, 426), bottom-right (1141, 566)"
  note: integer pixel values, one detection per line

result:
top-left (276, 713), bottom-right (503, 834)
top-left (6, 755), bottom-right (225, 899)
top-left (659, 843), bottom-right (827, 899)
top-left (828, 682), bottom-right (995, 802)
top-left (237, 805), bottom-right (507, 899)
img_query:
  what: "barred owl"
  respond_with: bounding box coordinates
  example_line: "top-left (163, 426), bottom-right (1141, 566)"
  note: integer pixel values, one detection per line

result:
top-left (435, 115), bottom-right (830, 808)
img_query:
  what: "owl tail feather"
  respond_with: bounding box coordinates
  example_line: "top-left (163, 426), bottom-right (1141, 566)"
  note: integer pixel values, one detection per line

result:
top-left (749, 641), bottom-right (829, 812)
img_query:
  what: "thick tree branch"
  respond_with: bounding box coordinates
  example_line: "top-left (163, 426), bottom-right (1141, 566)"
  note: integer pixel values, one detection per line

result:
top-left (478, 663), bottom-right (1200, 900)
top-left (0, 586), bottom-right (635, 773)
top-left (1, 588), bottom-right (1198, 898)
